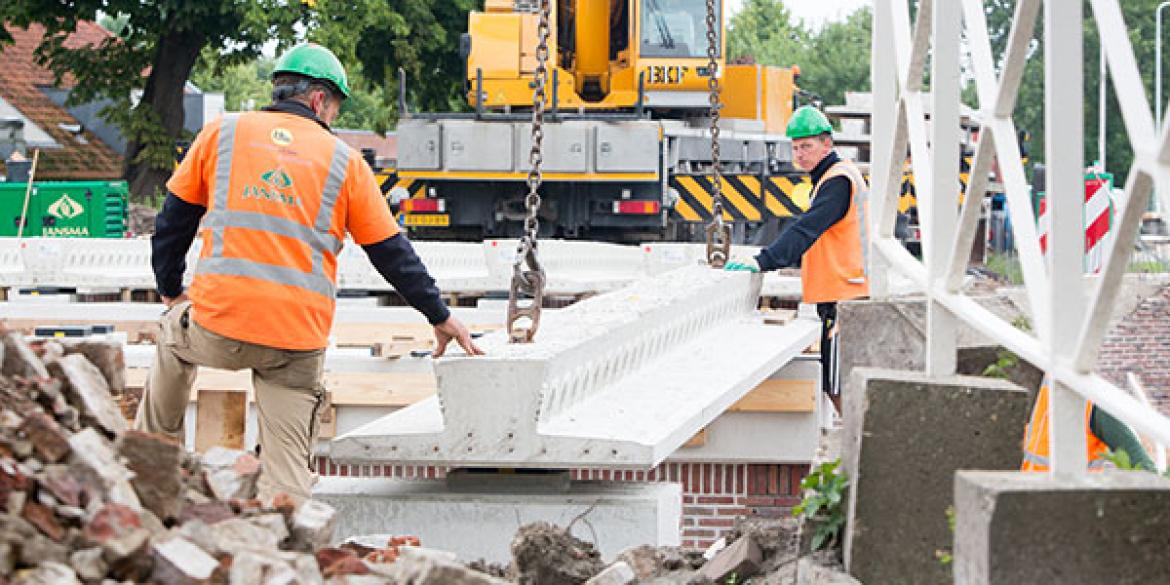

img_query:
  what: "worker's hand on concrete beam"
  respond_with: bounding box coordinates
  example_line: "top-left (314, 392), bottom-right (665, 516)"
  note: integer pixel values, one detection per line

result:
top-left (723, 256), bottom-right (760, 273)
top-left (161, 293), bottom-right (189, 308)
top-left (433, 316), bottom-right (485, 358)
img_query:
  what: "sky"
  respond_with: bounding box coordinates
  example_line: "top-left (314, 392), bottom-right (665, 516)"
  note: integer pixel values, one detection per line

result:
top-left (726, 0), bottom-right (872, 30)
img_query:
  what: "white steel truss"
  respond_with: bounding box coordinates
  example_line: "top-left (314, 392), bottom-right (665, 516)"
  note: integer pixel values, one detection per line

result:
top-left (871, 0), bottom-right (1170, 474)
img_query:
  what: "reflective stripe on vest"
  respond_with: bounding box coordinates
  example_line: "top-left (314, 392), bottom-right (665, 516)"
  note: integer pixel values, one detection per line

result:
top-left (826, 162), bottom-right (871, 282)
top-left (195, 113), bottom-right (350, 299)
top-left (1021, 379), bottom-right (1110, 472)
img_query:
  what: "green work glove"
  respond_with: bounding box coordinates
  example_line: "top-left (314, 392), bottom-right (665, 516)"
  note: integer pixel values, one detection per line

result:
top-left (724, 256), bottom-right (760, 273)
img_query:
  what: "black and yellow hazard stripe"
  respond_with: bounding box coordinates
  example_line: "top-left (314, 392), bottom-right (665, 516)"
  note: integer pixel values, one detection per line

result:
top-left (670, 174), bottom-right (812, 222)
top-left (895, 155), bottom-right (975, 212)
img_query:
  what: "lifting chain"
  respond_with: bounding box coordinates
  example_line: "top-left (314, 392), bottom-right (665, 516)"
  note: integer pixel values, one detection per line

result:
top-left (507, 0), bottom-right (551, 344)
top-left (703, 0), bottom-right (731, 268)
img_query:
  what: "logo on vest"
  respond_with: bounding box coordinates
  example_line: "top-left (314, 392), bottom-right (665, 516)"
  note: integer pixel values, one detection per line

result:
top-left (271, 128), bottom-right (294, 146)
top-left (242, 169), bottom-right (299, 206)
top-left (47, 194), bottom-right (84, 220)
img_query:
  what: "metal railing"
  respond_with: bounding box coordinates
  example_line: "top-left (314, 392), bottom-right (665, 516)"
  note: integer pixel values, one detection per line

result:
top-left (871, 0), bottom-right (1170, 475)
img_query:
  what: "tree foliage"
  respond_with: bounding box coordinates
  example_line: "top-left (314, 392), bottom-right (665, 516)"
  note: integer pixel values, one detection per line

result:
top-left (978, 0), bottom-right (1166, 178)
top-left (308, 0), bottom-right (475, 128)
top-left (0, 1), bottom-right (301, 203)
top-left (727, 0), bottom-right (872, 107)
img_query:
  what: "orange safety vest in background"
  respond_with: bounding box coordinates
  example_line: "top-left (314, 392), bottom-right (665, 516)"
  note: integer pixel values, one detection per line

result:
top-left (1020, 382), bottom-right (1109, 472)
top-left (801, 160), bottom-right (870, 304)
top-left (167, 111), bottom-right (398, 350)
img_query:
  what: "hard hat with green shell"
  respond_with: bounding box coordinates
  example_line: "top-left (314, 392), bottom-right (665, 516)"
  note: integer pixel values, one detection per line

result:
top-left (786, 105), bottom-right (834, 140)
top-left (272, 43), bottom-right (351, 100)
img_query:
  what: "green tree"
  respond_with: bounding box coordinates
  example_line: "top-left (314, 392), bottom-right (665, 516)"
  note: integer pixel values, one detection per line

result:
top-left (977, 0), bottom-right (1165, 179)
top-left (189, 50), bottom-right (275, 112)
top-left (308, 0), bottom-right (475, 126)
top-left (801, 8), bottom-right (873, 106)
top-left (727, 1), bottom-right (871, 107)
top-left (0, 1), bottom-right (301, 203)
top-left (727, 0), bottom-right (808, 70)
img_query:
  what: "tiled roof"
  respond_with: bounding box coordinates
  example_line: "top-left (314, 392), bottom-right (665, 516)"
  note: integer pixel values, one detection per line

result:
top-left (0, 22), bottom-right (123, 181)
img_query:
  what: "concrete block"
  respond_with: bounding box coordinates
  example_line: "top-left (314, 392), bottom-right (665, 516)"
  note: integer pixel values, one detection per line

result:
top-left (332, 266), bottom-right (819, 469)
top-left (837, 298), bottom-right (1041, 397)
top-left (955, 471), bottom-right (1170, 585)
top-left (315, 477), bottom-right (681, 564)
top-left (842, 369), bottom-right (1031, 585)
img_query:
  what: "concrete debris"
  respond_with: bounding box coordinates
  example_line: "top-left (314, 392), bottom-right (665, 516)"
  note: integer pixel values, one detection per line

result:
top-left (1, 332), bottom-right (49, 380)
top-left (11, 561), bottom-right (81, 585)
top-left (116, 430), bottom-right (184, 521)
top-left (68, 428), bottom-right (142, 510)
top-left (698, 535), bottom-right (763, 582)
top-left (151, 535), bottom-right (219, 585)
top-left (48, 354), bottom-right (127, 435)
top-left (291, 499), bottom-right (339, 551)
top-left (392, 545), bottom-right (512, 585)
top-left (584, 560), bottom-right (636, 585)
top-left (67, 547), bottom-right (107, 582)
top-left (57, 338), bottom-right (126, 396)
top-left (201, 446), bottom-right (261, 501)
top-left (0, 326), bottom-right (463, 585)
top-left (510, 522), bottom-right (607, 585)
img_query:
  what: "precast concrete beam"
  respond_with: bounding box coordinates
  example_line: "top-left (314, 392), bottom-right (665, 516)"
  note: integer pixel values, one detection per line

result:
top-left (329, 265), bottom-right (820, 468)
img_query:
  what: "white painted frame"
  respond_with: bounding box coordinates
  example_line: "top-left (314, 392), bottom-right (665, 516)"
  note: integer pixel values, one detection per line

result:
top-left (871, 0), bottom-right (1170, 475)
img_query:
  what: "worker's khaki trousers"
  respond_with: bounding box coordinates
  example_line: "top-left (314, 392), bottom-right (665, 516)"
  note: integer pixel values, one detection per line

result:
top-left (135, 301), bottom-right (325, 505)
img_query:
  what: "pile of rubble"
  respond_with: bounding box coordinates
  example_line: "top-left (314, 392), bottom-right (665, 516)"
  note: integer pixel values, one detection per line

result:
top-left (0, 327), bottom-right (491, 584)
top-left (505, 518), bottom-right (857, 585)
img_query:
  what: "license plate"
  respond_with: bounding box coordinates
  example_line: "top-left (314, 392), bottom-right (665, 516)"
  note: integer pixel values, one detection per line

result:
top-left (403, 214), bottom-right (450, 227)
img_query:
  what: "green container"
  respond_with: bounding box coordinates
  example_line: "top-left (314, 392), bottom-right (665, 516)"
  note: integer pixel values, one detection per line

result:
top-left (0, 181), bottom-right (128, 238)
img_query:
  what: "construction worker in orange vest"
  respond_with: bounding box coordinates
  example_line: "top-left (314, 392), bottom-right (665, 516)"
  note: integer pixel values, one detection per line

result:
top-left (1021, 377), bottom-right (1155, 472)
top-left (725, 106), bottom-right (869, 413)
top-left (137, 43), bottom-right (484, 505)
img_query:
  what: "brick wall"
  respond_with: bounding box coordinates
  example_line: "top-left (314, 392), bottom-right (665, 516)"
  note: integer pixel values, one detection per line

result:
top-left (1096, 284), bottom-right (1170, 417)
top-left (316, 459), bottom-right (808, 550)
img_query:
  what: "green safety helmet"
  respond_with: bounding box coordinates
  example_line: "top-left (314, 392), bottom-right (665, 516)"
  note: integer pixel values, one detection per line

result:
top-left (786, 106), bottom-right (834, 139)
top-left (273, 43), bottom-right (351, 99)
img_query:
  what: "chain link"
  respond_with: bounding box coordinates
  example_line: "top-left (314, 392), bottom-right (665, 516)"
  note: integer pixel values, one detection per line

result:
top-left (704, 0), bottom-right (731, 267)
top-left (507, 0), bottom-right (551, 343)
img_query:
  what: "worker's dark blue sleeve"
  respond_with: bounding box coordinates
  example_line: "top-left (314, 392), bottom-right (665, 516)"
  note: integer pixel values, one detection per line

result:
top-left (1090, 405), bottom-right (1156, 470)
top-left (152, 192), bottom-right (206, 298)
top-left (755, 176), bottom-right (852, 271)
top-left (363, 234), bottom-right (451, 325)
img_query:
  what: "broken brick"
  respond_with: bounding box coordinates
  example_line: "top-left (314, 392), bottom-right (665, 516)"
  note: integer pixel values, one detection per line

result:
top-left (2, 332), bottom-right (50, 380)
top-left (39, 465), bottom-right (83, 508)
top-left (20, 412), bottom-right (71, 463)
top-left (201, 447), bottom-right (260, 501)
top-left (21, 500), bottom-right (65, 542)
top-left (116, 430), bottom-right (183, 521)
top-left (178, 501), bottom-right (234, 526)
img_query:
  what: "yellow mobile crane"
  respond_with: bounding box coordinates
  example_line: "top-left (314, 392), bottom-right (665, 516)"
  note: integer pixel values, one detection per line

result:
top-left (389, 0), bottom-right (812, 243)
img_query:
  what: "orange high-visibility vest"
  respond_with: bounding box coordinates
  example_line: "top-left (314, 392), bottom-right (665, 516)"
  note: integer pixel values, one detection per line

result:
top-left (167, 111), bottom-right (398, 350)
top-left (1021, 381), bottom-right (1110, 472)
top-left (801, 160), bottom-right (870, 304)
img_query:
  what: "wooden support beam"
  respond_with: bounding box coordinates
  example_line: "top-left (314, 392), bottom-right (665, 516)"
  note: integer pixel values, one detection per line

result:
top-left (729, 379), bottom-right (816, 413)
top-left (194, 389), bottom-right (246, 451)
